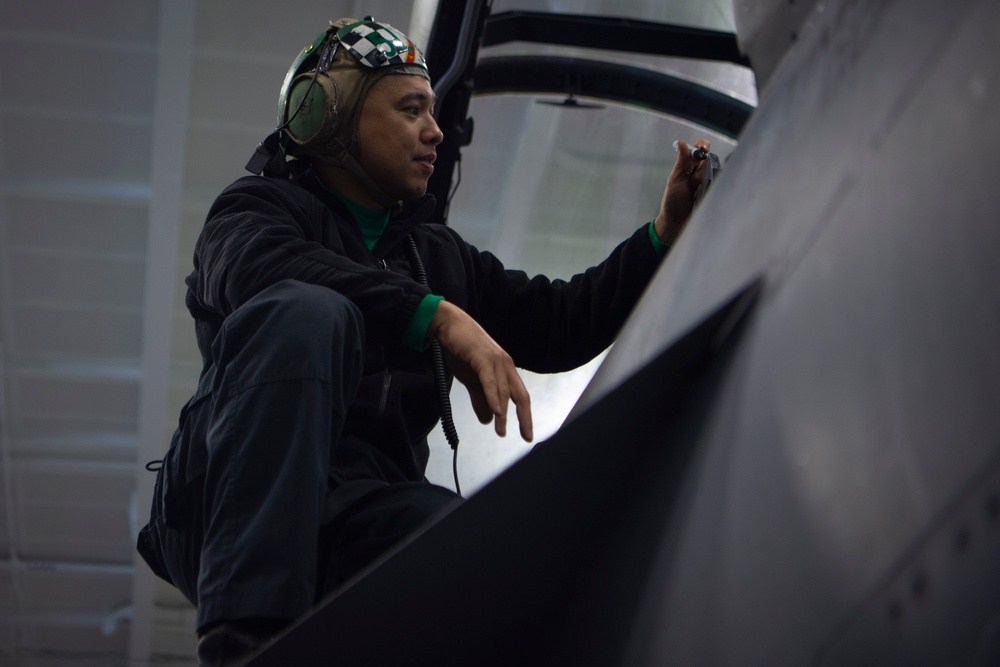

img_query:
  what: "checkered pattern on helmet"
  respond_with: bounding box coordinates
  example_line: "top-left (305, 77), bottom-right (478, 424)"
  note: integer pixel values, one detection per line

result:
top-left (338, 21), bottom-right (423, 68)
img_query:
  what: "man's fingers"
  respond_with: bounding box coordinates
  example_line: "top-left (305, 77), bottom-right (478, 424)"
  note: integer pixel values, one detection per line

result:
top-left (674, 139), bottom-right (712, 174)
top-left (474, 359), bottom-right (533, 442)
top-left (677, 139), bottom-right (712, 192)
top-left (494, 412), bottom-right (508, 438)
top-left (511, 377), bottom-right (533, 442)
top-left (432, 302), bottom-right (533, 441)
top-left (493, 363), bottom-right (510, 437)
top-left (468, 387), bottom-right (494, 425)
top-left (672, 140), bottom-right (693, 177)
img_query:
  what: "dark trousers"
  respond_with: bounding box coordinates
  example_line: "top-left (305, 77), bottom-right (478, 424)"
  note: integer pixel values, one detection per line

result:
top-left (138, 280), bottom-right (459, 633)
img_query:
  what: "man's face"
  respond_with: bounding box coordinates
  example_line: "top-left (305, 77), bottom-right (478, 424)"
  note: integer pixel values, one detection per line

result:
top-left (357, 74), bottom-right (443, 203)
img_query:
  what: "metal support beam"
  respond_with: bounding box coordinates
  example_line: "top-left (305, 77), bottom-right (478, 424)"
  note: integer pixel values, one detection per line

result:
top-left (473, 55), bottom-right (753, 139)
top-left (127, 0), bottom-right (194, 661)
top-left (424, 0), bottom-right (491, 223)
top-left (483, 11), bottom-right (750, 67)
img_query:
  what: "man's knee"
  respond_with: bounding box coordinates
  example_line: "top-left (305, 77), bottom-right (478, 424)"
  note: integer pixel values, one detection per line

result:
top-left (249, 280), bottom-right (364, 342)
top-left (215, 280), bottom-right (365, 384)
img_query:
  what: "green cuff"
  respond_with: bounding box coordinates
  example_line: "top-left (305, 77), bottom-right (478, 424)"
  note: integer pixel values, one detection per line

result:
top-left (403, 294), bottom-right (444, 350)
top-left (648, 221), bottom-right (672, 256)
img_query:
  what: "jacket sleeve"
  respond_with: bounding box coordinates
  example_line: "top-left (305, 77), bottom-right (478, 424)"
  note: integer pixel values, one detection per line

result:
top-left (451, 224), bottom-right (665, 374)
top-left (190, 176), bottom-right (429, 344)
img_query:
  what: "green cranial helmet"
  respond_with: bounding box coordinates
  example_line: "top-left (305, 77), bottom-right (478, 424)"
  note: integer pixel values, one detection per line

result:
top-left (246, 17), bottom-right (429, 205)
top-left (279, 18), bottom-right (428, 151)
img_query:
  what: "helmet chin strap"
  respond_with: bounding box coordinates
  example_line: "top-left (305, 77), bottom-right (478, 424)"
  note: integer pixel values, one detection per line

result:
top-left (316, 138), bottom-right (402, 212)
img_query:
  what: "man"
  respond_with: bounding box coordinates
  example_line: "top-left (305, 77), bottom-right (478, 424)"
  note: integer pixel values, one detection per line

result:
top-left (137, 17), bottom-right (710, 665)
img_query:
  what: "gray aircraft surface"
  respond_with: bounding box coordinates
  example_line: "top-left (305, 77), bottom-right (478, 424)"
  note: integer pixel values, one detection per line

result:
top-left (253, 0), bottom-right (1000, 663)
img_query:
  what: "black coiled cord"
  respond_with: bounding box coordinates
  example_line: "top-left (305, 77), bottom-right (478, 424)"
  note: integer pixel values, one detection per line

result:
top-left (405, 236), bottom-right (462, 497)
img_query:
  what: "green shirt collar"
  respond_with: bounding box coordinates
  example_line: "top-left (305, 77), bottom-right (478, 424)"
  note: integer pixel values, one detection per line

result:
top-left (331, 191), bottom-right (390, 251)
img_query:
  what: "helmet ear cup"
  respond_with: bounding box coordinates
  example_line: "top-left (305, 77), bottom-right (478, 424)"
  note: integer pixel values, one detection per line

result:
top-left (284, 72), bottom-right (341, 150)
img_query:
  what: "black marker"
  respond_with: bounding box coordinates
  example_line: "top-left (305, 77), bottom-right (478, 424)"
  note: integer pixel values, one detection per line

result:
top-left (672, 140), bottom-right (708, 161)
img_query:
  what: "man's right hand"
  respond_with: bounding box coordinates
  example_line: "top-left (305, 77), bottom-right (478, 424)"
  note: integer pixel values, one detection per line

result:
top-left (654, 138), bottom-right (712, 245)
top-left (429, 300), bottom-right (534, 442)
